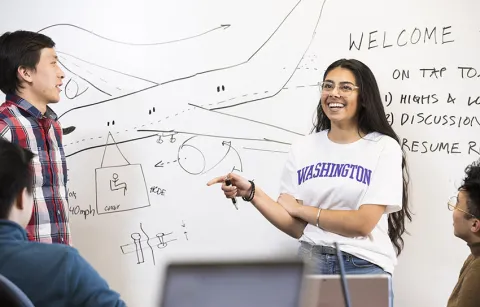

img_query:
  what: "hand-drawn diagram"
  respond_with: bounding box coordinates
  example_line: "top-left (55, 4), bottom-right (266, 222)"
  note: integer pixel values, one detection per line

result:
top-left (95, 132), bottom-right (151, 214)
top-left (176, 134), bottom-right (243, 175)
top-left (39, 0), bottom-right (327, 141)
top-left (35, 1), bottom-right (331, 305)
top-left (110, 173), bottom-right (127, 195)
top-left (56, 51), bottom-right (159, 118)
top-left (136, 128), bottom-right (291, 176)
top-left (156, 131), bottom-right (178, 144)
top-left (120, 223), bottom-right (179, 265)
top-left (44, 0), bottom-right (328, 265)
top-left (37, 22), bottom-right (232, 122)
top-left (181, 220), bottom-right (189, 241)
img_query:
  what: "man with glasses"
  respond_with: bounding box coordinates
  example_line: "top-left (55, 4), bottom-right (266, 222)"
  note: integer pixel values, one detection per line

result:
top-left (447, 159), bottom-right (480, 307)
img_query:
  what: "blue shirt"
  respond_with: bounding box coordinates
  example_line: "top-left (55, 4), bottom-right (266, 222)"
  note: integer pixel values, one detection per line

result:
top-left (0, 220), bottom-right (126, 306)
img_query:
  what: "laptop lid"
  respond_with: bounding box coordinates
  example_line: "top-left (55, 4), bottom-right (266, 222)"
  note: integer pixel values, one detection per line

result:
top-left (159, 259), bottom-right (305, 307)
top-left (300, 274), bottom-right (391, 307)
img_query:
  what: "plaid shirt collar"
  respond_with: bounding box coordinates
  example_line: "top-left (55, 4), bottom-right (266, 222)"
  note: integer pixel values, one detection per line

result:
top-left (6, 94), bottom-right (58, 121)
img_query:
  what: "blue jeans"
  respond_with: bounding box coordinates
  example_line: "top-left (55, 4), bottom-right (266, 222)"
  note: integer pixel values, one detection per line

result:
top-left (297, 242), bottom-right (393, 306)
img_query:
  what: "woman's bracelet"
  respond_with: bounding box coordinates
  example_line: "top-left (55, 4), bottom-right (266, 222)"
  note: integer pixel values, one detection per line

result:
top-left (316, 208), bottom-right (322, 228)
top-left (242, 180), bottom-right (255, 202)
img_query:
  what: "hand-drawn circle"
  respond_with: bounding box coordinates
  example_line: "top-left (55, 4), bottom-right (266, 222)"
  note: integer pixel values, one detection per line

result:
top-left (177, 136), bottom-right (242, 175)
top-left (65, 78), bottom-right (79, 99)
top-left (156, 233), bottom-right (168, 249)
top-left (177, 137), bottom-right (206, 175)
top-left (131, 233), bottom-right (141, 240)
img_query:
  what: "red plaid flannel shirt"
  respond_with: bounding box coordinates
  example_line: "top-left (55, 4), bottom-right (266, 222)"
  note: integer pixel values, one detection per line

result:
top-left (0, 94), bottom-right (71, 245)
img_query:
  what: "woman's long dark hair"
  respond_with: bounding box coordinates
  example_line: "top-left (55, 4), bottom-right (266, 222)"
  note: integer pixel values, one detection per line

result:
top-left (313, 59), bottom-right (412, 256)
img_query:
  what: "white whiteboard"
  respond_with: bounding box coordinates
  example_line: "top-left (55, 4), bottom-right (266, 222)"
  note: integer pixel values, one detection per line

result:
top-left (1, 0), bottom-right (479, 306)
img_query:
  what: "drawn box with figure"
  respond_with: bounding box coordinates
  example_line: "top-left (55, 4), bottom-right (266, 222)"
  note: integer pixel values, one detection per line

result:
top-left (95, 164), bottom-right (151, 214)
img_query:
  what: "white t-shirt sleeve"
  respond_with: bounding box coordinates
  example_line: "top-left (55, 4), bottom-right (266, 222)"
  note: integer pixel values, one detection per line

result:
top-left (361, 137), bottom-right (403, 214)
top-left (278, 147), bottom-right (301, 200)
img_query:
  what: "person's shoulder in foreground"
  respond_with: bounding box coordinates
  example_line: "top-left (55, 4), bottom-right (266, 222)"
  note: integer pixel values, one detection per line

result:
top-left (0, 137), bottom-right (126, 307)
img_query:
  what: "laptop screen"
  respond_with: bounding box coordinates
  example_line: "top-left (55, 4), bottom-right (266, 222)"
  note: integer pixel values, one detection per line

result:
top-left (160, 261), bottom-right (304, 307)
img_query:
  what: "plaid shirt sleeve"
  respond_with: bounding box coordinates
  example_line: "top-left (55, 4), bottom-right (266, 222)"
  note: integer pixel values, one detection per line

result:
top-left (0, 120), bottom-right (12, 141)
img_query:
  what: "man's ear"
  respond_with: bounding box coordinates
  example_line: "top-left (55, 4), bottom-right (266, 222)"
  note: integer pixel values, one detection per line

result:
top-left (17, 66), bottom-right (34, 84)
top-left (471, 219), bottom-right (480, 234)
top-left (14, 188), bottom-right (27, 210)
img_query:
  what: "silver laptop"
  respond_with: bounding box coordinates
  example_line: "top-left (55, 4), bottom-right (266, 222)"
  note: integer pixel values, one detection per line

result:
top-left (159, 259), bottom-right (305, 307)
top-left (299, 274), bottom-right (391, 307)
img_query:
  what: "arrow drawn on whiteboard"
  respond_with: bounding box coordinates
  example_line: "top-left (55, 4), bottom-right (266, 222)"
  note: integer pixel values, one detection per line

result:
top-left (154, 157), bottom-right (186, 168)
top-left (173, 136), bottom-right (245, 176)
top-left (38, 23), bottom-right (231, 46)
top-left (222, 141), bottom-right (243, 172)
top-left (200, 140), bottom-right (231, 174)
top-left (194, 140), bottom-right (243, 175)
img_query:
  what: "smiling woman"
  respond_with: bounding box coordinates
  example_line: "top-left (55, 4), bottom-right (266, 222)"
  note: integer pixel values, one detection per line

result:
top-left (208, 59), bottom-right (411, 307)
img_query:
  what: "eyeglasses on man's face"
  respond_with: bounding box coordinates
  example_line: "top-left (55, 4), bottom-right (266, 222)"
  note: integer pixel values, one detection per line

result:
top-left (319, 81), bottom-right (359, 97)
top-left (447, 196), bottom-right (479, 219)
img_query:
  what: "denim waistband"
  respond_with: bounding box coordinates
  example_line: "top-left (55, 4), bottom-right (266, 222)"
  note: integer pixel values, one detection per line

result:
top-left (300, 241), bottom-right (341, 255)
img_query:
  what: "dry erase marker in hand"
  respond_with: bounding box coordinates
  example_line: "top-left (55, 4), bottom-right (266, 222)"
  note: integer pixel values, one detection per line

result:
top-left (225, 178), bottom-right (238, 210)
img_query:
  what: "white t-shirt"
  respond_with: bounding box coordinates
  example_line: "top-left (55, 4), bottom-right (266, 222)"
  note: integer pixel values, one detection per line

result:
top-left (279, 130), bottom-right (403, 274)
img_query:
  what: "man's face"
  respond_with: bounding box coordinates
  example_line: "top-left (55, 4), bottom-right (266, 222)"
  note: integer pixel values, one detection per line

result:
top-left (28, 47), bottom-right (64, 104)
top-left (452, 190), bottom-right (478, 241)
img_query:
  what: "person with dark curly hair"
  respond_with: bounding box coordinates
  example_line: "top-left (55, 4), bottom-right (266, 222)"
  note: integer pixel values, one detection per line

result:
top-left (447, 159), bottom-right (480, 307)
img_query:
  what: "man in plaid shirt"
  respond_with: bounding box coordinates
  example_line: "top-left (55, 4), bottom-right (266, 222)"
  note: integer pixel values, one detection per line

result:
top-left (0, 30), bottom-right (70, 245)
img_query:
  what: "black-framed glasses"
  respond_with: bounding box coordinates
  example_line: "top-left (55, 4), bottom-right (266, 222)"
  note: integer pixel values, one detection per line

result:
top-left (319, 81), bottom-right (359, 97)
top-left (447, 196), bottom-right (479, 219)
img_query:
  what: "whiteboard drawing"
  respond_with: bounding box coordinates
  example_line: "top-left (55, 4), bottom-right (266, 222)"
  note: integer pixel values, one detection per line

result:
top-left (181, 220), bottom-right (188, 241)
top-left (36, 0), bottom-right (327, 140)
top-left (173, 135), bottom-right (244, 175)
top-left (129, 233), bottom-right (144, 264)
top-left (95, 132), bottom-right (151, 214)
top-left (24, 0), bottom-right (333, 305)
top-left (55, 50), bottom-right (159, 119)
top-left (109, 173), bottom-right (127, 196)
top-left (0, 0), bottom-right (472, 306)
top-left (120, 223), bottom-right (177, 265)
